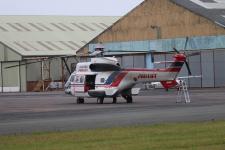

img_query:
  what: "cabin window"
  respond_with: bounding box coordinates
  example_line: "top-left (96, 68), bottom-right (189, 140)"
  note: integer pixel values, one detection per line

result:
top-left (100, 78), bottom-right (105, 83)
top-left (75, 75), bottom-right (84, 83)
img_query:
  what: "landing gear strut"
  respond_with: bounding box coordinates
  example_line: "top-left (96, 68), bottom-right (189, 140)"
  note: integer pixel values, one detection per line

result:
top-left (97, 97), bottom-right (104, 104)
top-left (76, 97), bottom-right (84, 104)
top-left (122, 95), bottom-right (133, 103)
top-left (113, 97), bottom-right (117, 104)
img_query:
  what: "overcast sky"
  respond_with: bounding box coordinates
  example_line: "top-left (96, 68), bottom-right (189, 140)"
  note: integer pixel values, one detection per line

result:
top-left (0, 0), bottom-right (144, 16)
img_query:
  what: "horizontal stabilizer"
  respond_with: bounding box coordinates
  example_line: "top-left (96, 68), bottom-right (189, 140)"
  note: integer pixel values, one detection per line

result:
top-left (177, 75), bottom-right (202, 79)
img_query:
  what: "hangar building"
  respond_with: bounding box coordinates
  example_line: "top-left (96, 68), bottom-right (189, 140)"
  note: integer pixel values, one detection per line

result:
top-left (0, 16), bottom-right (119, 92)
top-left (79, 0), bottom-right (225, 88)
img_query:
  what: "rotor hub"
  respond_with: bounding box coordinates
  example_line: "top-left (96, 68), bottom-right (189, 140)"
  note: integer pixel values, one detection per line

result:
top-left (174, 53), bottom-right (186, 61)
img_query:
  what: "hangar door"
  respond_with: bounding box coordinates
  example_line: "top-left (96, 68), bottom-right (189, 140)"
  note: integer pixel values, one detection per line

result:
top-left (214, 50), bottom-right (225, 87)
top-left (201, 51), bottom-right (214, 87)
top-left (122, 55), bottom-right (145, 68)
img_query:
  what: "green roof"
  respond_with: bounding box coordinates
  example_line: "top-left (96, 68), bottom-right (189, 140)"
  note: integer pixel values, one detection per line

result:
top-left (0, 16), bottom-right (119, 57)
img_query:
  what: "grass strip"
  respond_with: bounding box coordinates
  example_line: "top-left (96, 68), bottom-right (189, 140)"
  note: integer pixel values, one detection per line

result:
top-left (0, 120), bottom-right (225, 150)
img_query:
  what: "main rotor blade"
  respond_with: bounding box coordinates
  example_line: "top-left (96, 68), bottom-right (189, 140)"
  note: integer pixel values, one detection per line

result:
top-left (5, 60), bottom-right (43, 69)
top-left (184, 37), bottom-right (189, 50)
top-left (186, 52), bottom-right (200, 57)
top-left (104, 50), bottom-right (148, 53)
top-left (5, 55), bottom-right (77, 69)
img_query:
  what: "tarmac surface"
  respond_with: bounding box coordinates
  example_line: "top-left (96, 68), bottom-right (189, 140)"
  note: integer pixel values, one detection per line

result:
top-left (0, 88), bottom-right (225, 135)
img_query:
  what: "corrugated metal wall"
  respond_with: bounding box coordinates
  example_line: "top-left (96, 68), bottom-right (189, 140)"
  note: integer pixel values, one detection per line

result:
top-left (2, 62), bottom-right (20, 92)
top-left (50, 59), bottom-right (62, 81)
top-left (0, 42), bottom-right (26, 92)
top-left (114, 55), bottom-right (146, 68)
top-left (20, 64), bottom-right (27, 92)
top-left (214, 51), bottom-right (225, 87)
top-left (26, 62), bottom-right (42, 82)
top-left (0, 62), bottom-right (2, 92)
top-left (201, 51), bottom-right (214, 87)
top-left (90, 35), bottom-right (225, 52)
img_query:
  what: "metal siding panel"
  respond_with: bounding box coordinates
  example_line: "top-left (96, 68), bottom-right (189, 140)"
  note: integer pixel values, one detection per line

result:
top-left (2, 62), bottom-right (20, 92)
top-left (0, 62), bottom-right (2, 92)
top-left (132, 41), bottom-right (149, 51)
top-left (122, 56), bottom-right (133, 68)
top-left (0, 43), bottom-right (4, 61)
top-left (214, 50), bottom-right (225, 87)
top-left (27, 62), bottom-right (42, 81)
top-left (201, 51), bottom-right (214, 87)
top-left (20, 64), bottom-right (27, 92)
top-left (146, 54), bottom-right (153, 69)
top-left (188, 54), bottom-right (201, 87)
top-left (67, 57), bottom-right (77, 72)
top-left (133, 55), bottom-right (145, 68)
top-left (153, 54), bottom-right (166, 69)
top-left (90, 35), bottom-right (225, 54)
top-left (104, 43), bottom-right (122, 51)
top-left (0, 16), bottom-right (120, 56)
top-left (149, 40), bottom-right (163, 51)
top-left (120, 42), bottom-right (132, 50)
top-left (6, 47), bottom-right (22, 61)
top-left (50, 58), bottom-right (62, 81)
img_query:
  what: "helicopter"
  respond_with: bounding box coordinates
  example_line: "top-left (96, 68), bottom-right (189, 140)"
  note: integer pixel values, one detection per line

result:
top-left (67, 44), bottom-right (199, 104)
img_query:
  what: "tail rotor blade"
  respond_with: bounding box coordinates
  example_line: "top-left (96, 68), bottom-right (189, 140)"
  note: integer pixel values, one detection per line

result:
top-left (185, 61), bottom-right (192, 75)
top-left (184, 37), bottom-right (189, 50)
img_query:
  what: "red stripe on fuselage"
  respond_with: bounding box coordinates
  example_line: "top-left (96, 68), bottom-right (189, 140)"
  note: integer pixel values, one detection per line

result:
top-left (110, 72), bottom-right (128, 87)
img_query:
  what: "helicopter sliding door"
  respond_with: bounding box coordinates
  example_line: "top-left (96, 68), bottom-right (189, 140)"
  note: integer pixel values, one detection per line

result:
top-left (84, 75), bottom-right (96, 92)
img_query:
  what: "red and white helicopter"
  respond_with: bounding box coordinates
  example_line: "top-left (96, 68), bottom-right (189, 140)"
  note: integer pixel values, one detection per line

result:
top-left (67, 47), bottom-right (199, 104)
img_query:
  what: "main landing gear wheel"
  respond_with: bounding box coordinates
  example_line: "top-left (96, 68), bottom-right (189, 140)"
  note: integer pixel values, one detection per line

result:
top-left (97, 97), bottom-right (104, 104)
top-left (113, 97), bottom-right (117, 104)
top-left (122, 95), bottom-right (133, 103)
top-left (126, 96), bottom-right (133, 103)
top-left (76, 97), bottom-right (84, 104)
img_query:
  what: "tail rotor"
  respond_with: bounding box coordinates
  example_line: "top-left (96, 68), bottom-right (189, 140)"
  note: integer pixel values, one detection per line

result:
top-left (172, 37), bottom-right (200, 76)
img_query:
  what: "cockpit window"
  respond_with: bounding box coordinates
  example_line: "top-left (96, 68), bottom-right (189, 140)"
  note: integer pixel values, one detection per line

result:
top-left (70, 75), bottom-right (75, 82)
